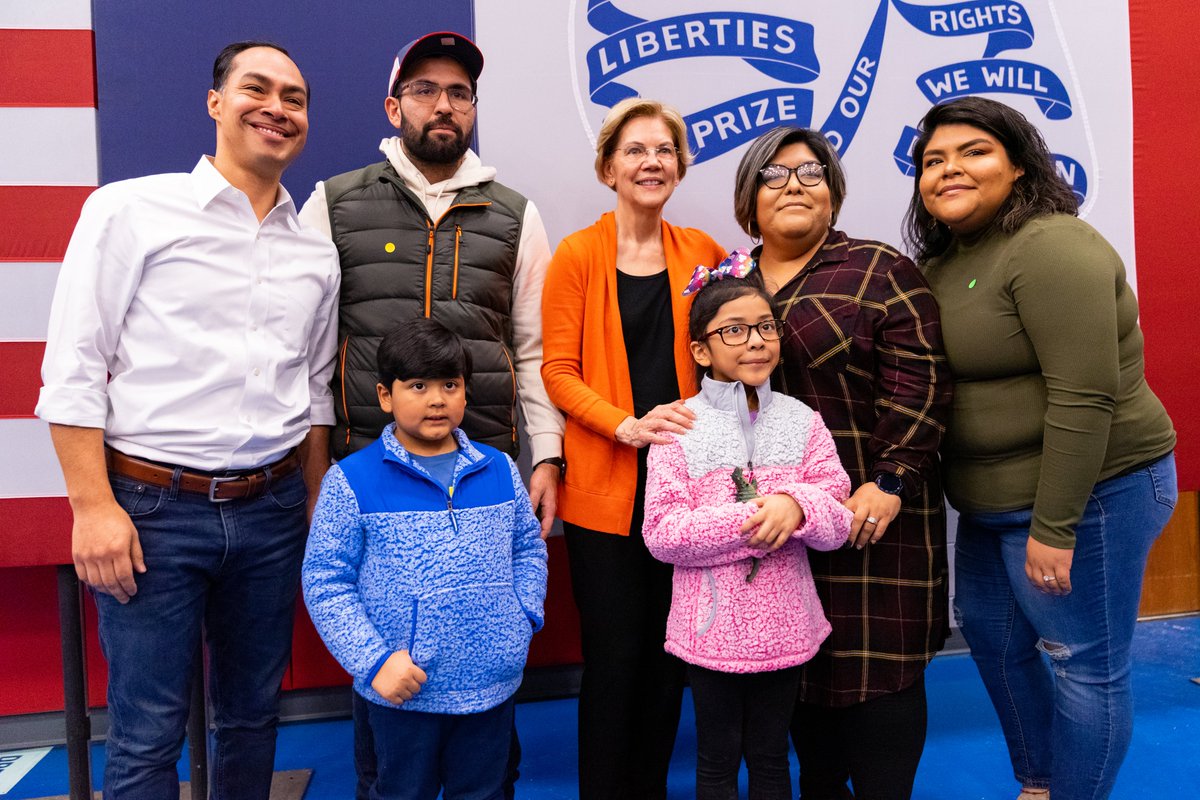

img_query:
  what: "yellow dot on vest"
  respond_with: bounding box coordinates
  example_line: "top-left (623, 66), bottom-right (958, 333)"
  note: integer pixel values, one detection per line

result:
top-left (384, 242), bottom-right (396, 253)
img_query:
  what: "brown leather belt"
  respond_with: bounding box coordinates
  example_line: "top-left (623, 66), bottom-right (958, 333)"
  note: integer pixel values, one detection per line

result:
top-left (105, 447), bottom-right (302, 502)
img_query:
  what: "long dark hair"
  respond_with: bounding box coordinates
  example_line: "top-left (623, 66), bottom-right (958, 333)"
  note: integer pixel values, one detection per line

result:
top-left (903, 96), bottom-right (1077, 262)
top-left (687, 277), bottom-right (777, 385)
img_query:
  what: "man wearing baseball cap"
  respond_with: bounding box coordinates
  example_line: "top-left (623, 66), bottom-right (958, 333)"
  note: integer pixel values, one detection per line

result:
top-left (298, 31), bottom-right (563, 799)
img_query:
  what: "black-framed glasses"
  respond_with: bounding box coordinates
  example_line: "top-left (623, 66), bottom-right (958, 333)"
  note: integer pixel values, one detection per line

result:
top-left (700, 319), bottom-right (785, 346)
top-left (616, 145), bottom-right (679, 162)
top-left (397, 80), bottom-right (477, 111)
top-left (759, 161), bottom-right (826, 189)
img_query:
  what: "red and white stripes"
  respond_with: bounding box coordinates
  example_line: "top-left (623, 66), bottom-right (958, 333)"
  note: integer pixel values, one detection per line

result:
top-left (0, 2), bottom-right (97, 566)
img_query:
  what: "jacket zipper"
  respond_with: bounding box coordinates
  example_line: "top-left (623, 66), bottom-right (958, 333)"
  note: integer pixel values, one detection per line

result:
top-left (500, 345), bottom-right (518, 445)
top-left (447, 484), bottom-right (459, 533)
top-left (452, 225), bottom-right (462, 300)
top-left (338, 336), bottom-right (351, 446)
top-left (423, 223), bottom-right (435, 318)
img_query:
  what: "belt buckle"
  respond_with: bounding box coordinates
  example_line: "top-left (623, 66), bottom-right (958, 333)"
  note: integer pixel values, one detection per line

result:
top-left (208, 475), bottom-right (241, 503)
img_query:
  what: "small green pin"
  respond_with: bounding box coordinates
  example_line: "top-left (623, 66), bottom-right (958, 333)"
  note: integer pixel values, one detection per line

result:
top-left (968, 278), bottom-right (977, 289)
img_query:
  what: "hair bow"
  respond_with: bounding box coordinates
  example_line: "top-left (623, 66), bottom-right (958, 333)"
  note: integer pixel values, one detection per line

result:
top-left (681, 248), bottom-right (757, 296)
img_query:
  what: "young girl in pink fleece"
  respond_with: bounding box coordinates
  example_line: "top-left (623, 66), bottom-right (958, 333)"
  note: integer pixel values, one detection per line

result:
top-left (643, 253), bottom-right (852, 799)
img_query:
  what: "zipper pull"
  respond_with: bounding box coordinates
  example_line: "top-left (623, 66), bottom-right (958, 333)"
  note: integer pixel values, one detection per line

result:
top-left (447, 484), bottom-right (458, 533)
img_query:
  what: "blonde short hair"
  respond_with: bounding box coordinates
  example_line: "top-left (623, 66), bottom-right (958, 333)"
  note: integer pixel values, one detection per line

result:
top-left (593, 98), bottom-right (692, 187)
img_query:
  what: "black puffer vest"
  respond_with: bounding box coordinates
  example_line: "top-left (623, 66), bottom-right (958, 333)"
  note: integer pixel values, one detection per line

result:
top-left (324, 161), bottom-right (527, 459)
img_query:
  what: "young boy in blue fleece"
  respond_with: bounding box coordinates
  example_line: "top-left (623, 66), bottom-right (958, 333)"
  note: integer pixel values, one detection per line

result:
top-left (302, 319), bottom-right (548, 800)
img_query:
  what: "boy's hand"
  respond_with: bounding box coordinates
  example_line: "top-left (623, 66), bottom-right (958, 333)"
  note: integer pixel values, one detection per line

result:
top-left (370, 650), bottom-right (428, 705)
top-left (743, 494), bottom-right (804, 551)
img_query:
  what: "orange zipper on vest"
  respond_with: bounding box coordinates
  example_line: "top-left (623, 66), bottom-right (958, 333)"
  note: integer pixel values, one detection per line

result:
top-left (423, 223), bottom-right (435, 317)
top-left (501, 345), bottom-right (517, 445)
top-left (339, 335), bottom-right (351, 446)
top-left (452, 225), bottom-right (462, 300)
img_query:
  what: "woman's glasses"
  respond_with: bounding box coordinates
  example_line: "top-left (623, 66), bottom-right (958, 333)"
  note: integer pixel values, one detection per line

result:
top-left (759, 161), bottom-right (826, 189)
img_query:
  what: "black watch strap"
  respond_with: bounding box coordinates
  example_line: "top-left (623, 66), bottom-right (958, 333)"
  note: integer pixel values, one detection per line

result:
top-left (534, 456), bottom-right (566, 478)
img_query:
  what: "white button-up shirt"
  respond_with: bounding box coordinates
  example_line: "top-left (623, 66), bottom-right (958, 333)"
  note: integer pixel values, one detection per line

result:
top-left (37, 157), bottom-right (341, 471)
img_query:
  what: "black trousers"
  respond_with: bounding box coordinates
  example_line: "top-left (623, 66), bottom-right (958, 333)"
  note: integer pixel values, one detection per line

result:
top-left (564, 515), bottom-right (685, 800)
top-left (791, 673), bottom-right (928, 800)
top-left (689, 664), bottom-right (803, 800)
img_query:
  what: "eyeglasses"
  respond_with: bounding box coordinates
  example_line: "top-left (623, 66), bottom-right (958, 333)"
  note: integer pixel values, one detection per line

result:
top-left (397, 80), bottom-right (477, 112)
top-left (700, 319), bottom-right (785, 346)
top-left (759, 161), bottom-right (826, 189)
top-left (616, 145), bottom-right (679, 162)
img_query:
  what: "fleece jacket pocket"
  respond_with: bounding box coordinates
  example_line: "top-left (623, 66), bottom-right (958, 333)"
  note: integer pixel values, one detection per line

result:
top-left (409, 582), bottom-right (533, 691)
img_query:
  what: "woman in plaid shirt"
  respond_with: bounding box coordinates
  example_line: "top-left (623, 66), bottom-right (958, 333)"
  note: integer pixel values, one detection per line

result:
top-left (734, 127), bottom-right (953, 800)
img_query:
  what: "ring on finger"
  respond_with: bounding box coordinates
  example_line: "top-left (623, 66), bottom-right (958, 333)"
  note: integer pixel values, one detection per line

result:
top-left (866, 516), bottom-right (878, 525)
top-left (1042, 575), bottom-right (1057, 582)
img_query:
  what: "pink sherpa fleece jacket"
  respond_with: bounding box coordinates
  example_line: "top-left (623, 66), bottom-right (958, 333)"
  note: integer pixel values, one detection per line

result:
top-left (643, 376), bottom-right (852, 674)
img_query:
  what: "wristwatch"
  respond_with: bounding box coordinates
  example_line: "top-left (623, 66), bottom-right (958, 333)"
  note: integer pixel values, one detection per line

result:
top-left (534, 457), bottom-right (567, 479)
top-left (873, 472), bottom-right (904, 497)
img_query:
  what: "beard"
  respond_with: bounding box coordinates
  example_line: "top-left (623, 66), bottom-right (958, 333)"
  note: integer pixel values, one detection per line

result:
top-left (402, 113), bottom-right (472, 164)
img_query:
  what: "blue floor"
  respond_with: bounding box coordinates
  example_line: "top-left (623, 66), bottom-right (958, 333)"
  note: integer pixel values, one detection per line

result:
top-left (6, 617), bottom-right (1199, 798)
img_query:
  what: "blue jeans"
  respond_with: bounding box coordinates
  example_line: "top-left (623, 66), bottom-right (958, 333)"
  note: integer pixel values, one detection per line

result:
top-left (95, 466), bottom-right (308, 800)
top-left (366, 696), bottom-right (515, 800)
top-left (953, 454), bottom-right (1176, 800)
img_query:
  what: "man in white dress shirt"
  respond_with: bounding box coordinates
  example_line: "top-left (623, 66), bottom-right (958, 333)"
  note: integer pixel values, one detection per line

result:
top-left (36, 41), bottom-right (340, 799)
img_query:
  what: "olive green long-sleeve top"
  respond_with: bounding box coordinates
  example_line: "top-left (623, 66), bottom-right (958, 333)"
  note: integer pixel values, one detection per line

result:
top-left (924, 214), bottom-right (1174, 548)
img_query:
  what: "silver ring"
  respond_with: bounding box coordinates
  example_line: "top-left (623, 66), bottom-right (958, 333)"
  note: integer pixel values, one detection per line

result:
top-left (866, 516), bottom-right (878, 525)
top-left (1043, 575), bottom-right (1057, 582)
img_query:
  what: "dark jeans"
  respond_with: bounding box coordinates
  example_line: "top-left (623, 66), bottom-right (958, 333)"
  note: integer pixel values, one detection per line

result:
top-left (792, 673), bottom-right (928, 800)
top-left (689, 664), bottom-right (802, 800)
top-left (355, 692), bottom-right (521, 800)
top-left (366, 697), bottom-right (515, 800)
top-left (564, 518), bottom-right (686, 800)
top-left (95, 468), bottom-right (307, 800)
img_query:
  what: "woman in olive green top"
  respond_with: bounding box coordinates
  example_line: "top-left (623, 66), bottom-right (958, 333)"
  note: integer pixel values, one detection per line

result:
top-left (904, 96), bottom-right (1176, 800)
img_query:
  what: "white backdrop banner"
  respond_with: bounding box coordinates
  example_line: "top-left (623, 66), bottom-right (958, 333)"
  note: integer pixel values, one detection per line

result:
top-left (477, 0), bottom-right (1133, 280)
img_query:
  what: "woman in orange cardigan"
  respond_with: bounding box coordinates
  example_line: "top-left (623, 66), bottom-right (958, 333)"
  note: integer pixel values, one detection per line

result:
top-left (541, 97), bottom-right (726, 799)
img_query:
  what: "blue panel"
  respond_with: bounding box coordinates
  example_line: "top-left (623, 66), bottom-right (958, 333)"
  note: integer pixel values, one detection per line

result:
top-left (94, 0), bottom-right (474, 201)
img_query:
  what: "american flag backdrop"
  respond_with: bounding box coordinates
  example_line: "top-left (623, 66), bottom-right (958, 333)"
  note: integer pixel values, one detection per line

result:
top-left (0, 3), bottom-right (91, 564)
top-left (0, 0), bottom-right (99, 716)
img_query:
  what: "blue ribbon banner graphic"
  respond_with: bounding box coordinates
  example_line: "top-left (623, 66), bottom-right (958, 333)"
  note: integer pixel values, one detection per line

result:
top-left (893, 125), bottom-right (923, 175)
top-left (686, 89), bottom-right (814, 164)
top-left (891, 125), bottom-right (1088, 203)
top-left (585, 1), bottom-right (819, 107)
top-left (916, 58), bottom-right (1072, 119)
top-left (891, 0), bottom-right (1034, 57)
top-left (819, 0), bottom-right (888, 155)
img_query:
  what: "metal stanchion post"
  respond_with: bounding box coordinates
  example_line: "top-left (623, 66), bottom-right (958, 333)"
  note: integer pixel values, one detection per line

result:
top-left (56, 565), bottom-right (92, 800)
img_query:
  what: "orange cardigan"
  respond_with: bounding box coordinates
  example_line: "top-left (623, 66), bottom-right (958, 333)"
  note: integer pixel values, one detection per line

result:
top-left (541, 212), bottom-right (726, 535)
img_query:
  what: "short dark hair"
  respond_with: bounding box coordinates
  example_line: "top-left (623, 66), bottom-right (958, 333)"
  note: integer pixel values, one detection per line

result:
top-left (376, 318), bottom-right (472, 386)
top-left (903, 96), bottom-right (1078, 262)
top-left (734, 127), bottom-right (847, 238)
top-left (687, 277), bottom-right (777, 384)
top-left (212, 40), bottom-right (310, 101)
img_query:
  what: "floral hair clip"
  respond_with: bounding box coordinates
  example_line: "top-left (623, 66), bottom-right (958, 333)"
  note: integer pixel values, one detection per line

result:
top-left (681, 248), bottom-right (757, 296)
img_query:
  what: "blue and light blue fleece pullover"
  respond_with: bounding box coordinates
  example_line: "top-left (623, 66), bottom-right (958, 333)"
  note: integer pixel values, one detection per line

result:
top-left (302, 424), bottom-right (548, 714)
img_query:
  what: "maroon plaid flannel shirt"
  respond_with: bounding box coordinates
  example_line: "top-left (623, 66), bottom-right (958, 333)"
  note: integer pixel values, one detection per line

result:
top-left (755, 230), bottom-right (953, 706)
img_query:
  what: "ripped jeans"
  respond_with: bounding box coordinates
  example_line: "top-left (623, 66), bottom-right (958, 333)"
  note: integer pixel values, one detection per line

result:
top-left (953, 454), bottom-right (1176, 800)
